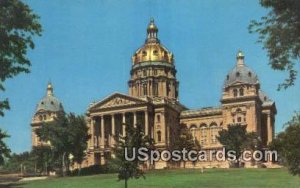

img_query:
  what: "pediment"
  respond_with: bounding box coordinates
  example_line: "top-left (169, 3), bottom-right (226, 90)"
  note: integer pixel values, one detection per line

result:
top-left (89, 93), bottom-right (147, 111)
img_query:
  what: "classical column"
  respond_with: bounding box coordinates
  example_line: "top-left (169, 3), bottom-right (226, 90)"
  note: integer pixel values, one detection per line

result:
top-left (145, 111), bottom-right (149, 135)
top-left (267, 114), bottom-right (272, 144)
top-left (122, 113), bottom-right (126, 136)
top-left (90, 117), bottom-right (94, 148)
top-left (111, 114), bottom-right (115, 146)
top-left (133, 112), bottom-right (137, 128)
top-left (101, 116), bottom-right (105, 148)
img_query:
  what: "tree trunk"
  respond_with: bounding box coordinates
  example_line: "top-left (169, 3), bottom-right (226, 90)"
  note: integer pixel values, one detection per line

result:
top-left (45, 162), bottom-right (48, 176)
top-left (62, 152), bottom-right (66, 177)
top-left (78, 163), bottom-right (82, 176)
top-left (125, 179), bottom-right (128, 188)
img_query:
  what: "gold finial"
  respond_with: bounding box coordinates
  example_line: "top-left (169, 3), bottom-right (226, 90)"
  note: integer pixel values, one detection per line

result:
top-left (147, 18), bottom-right (158, 31)
top-left (236, 50), bottom-right (245, 66)
top-left (236, 50), bottom-right (245, 59)
top-left (47, 82), bottom-right (53, 96)
top-left (146, 18), bottom-right (159, 43)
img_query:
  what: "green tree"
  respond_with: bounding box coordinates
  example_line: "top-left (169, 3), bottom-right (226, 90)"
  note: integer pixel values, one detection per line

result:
top-left (217, 124), bottom-right (260, 168)
top-left (35, 113), bottom-right (71, 176)
top-left (2, 151), bottom-right (34, 174)
top-left (36, 113), bottom-right (90, 176)
top-left (31, 146), bottom-right (53, 175)
top-left (0, 130), bottom-right (10, 166)
top-left (171, 124), bottom-right (201, 168)
top-left (0, 0), bottom-right (41, 168)
top-left (68, 114), bottom-right (90, 176)
top-left (270, 112), bottom-right (300, 176)
top-left (0, 0), bottom-right (42, 116)
top-left (249, 0), bottom-right (300, 90)
top-left (111, 123), bottom-right (154, 188)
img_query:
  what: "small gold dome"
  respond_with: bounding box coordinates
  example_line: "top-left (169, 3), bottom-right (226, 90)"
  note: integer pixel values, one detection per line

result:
top-left (236, 50), bottom-right (245, 59)
top-left (132, 19), bottom-right (173, 64)
top-left (147, 18), bottom-right (158, 32)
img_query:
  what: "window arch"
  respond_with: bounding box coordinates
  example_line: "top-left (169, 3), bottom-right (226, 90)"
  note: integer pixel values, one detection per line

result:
top-left (157, 114), bottom-right (161, 123)
top-left (210, 122), bottom-right (217, 127)
top-left (199, 123), bottom-right (207, 145)
top-left (143, 84), bottom-right (147, 96)
top-left (233, 89), bottom-right (238, 97)
top-left (239, 88), bottom-right (244, 96)
top-left (157, 131), bottom-right (162, 142)
top-left (190, 124), bottom-right (197, 130)
top-left (235, 108), bottom-right (246, 124)
top-left (210, 122), bottom-right (218, 144)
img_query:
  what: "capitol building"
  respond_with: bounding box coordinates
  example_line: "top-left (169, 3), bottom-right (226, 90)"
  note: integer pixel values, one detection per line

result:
top-left (31, 19), bottom-right (277, 169)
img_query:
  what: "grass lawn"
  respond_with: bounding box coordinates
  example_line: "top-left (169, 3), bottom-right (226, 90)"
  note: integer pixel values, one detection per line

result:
top-left (14, 168), bottom-right (299, 188)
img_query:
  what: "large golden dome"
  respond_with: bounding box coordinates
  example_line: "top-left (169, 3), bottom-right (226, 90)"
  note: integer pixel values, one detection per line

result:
top-left (132, 19), bottom-right (173, 64)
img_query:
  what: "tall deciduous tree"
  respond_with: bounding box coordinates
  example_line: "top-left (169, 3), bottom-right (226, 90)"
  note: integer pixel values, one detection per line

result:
top-left (68, 114), bottom-right (90, 176)
top-left (0, 130), bottom-right (10, 166)
top-left (31, 146), bottom-right (53, 175)
top-left (111, 123), bottom-right (154, 188)
top-left (35, 113), bottom-right (70, 176)
top-left (171, 124), bottom-right (201, 168)
top-left (0, 0), bottom-right (42, 116)
top-left (270, 112), bottom-right (300, 176)
top-left (249, 0), bottom-right (300, 90)
top-left (217, 124), bottom-right (260, 168)
top-left (35, 113), bottom-right (89, 176)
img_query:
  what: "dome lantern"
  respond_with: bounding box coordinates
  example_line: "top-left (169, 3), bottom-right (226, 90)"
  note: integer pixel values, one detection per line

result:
top-left (236, 50), bottom-right (245, 67)
top-left (47, 82), bottom-right (53, 96)
top-left (146, 18), bottom-right (159, 43)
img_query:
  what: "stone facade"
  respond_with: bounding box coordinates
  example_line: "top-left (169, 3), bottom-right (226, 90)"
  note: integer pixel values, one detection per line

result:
top-left (83, 19), bottom-right (277, 169)
top-left (31, 19), bottom-right (277, 169)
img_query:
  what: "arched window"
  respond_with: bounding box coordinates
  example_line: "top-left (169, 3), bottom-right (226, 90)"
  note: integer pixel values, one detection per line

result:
top-left (235, 108), bottom-right (245, 124)
top-left (157, 131), bottom-right (162, 142)
top-left (143, 84), bottom-right (147, 96)
top-left (142, 51), bottom-right (147, 56)
top-left (190, 124), bottom-right (197, 130)
top-left (210, 123), bottom-right (218, 144)
top-left (233, 89), bottom-right (238, 97)
top-left (43, 115), bottom-right (47, 120)
top-left (153, 82), bottom-right (158, 96)
top-left (153, 50), bottom-right (158, 56)
top-left (157, 114), bottom-right (161, 123)
top-left (190, 124), bottom-right (197, 138)
top-left (39, 115), bottom-right (42, 121)
top-left (199, 123), bottom-right (207, 145)
top-left (239, 88), bottom-right (244, 96)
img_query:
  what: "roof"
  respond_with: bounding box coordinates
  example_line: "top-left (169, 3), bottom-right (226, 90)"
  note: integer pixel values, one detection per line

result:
top-left (224, 65), bottom-right (259, 87)
top-left (36, 95), bottom-right (64, 112)
top-left (259, 90), bottom-right (275, 107)
top-left (224, 51), bottom-right (259, 88)
top-left (181, 107), bottom-right (222, 118)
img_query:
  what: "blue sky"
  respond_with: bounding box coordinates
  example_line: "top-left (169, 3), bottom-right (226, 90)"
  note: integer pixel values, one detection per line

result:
top-left (1, 0), bottom-right (300, 154)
